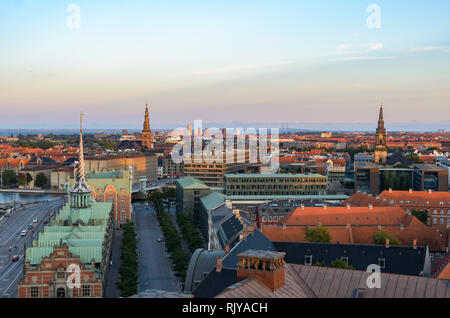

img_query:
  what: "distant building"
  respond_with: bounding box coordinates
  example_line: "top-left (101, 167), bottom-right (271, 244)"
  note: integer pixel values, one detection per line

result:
top-left (224, 173), bottom-right (327, 196)
top-left (374, 105), bottom-right (388, 164)
top-left (85, 153), bottom-right (157, 187)
top-left (162, 154), bottom-right (184, 178)
top-left (176, 177), bottom-right (212, 222)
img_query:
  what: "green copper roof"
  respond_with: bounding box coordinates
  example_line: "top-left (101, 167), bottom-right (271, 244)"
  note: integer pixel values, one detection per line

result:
top-left (25, 200), bottom-right (113, 267)
top-left (200, 192), bottom-right (226, 211)
top-left (176, 177), bottom-right (210, 190)
top-left (25, 246), bottom-right (103, 265)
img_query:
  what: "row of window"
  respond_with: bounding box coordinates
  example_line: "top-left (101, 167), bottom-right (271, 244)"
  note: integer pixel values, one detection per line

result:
top-left (30, 285), bottom-right (91, 298)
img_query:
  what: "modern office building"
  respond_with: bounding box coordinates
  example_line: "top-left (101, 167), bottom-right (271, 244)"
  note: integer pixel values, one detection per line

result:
top-left (224, 173), bottom-right (327, 197)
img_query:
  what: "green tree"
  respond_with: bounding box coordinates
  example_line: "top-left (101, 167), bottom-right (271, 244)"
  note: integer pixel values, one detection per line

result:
top-left (411, 209), bottom-right (429, 225)
top-left (405, 153), bottom-right (423, 164)
top-left (373, 230), bottom-right (402, 245)
top-left (305, 225), bottom-right (331, 243)
top-left (1, 170), bottom-right (18, 187)
top-left (35, 173), bottom-right (47, 188)
top-left (330, 258), bottom-right (355, 270)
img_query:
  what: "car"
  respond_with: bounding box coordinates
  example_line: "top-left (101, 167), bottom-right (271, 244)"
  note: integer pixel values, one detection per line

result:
top-left (33, 218), bottom-right (38, 223)
top-left (20, 230), bottom-right (27, 236)
top-left (157, 237), bottom-right (163, 242)
top-left (43, 219), bottom-right (48, 224)
top-left (27, 224), bottom-right (33, 229)
top-left (11, 255), bottom-right (19, 262)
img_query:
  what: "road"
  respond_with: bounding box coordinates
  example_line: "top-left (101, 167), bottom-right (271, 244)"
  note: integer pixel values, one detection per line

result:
top-left (134, 202), bottom-right (181, 293)
top-left (0, 198), bottom-right (65, 298)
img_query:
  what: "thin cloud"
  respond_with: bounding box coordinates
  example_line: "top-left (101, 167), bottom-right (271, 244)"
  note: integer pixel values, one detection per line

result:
top-left (335, 43), bottom-right (384, 54)
top-left (330, 55), bottom-right (407, 62)
top-left (409, 46), bottom-right (450, 53)
top-left (193, 61), bottom-right (293, 75)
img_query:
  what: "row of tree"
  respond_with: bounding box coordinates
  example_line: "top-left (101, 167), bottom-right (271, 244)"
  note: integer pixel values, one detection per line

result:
top-left (1, 170), bottom-right (47, 188)
top-left (176, 212), bottom-right (205, 252)
top-left (149, 190), bottom-right (189, 282)
top-left (118, 222), bottom-right (138, 297)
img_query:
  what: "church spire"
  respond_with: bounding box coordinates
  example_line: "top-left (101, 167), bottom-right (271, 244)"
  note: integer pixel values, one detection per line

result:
top-left (143, 103), bottom-right (150, 132)
top-left (377, 103), bottom-right (384, 130)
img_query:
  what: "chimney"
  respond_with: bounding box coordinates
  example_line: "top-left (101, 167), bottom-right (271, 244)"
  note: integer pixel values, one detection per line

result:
top-left (322, 205), bottom-right (327, 210)
top-left (225, 245), bottom-right (230, 254)
top-left (409, 189), bottom-right (413, 194)
top-left (216, 257), bottom-right (223, 272)
top-left (237, 250), bottom-right (286, 291)
top-left (300, 204), bottom-right (305, 210)
top-left (413, 240), bottom-right (417, 249)
top-left (282, 223), bottom-right (286, 230)
top-left (368, 204), bottom-right (373, 210)
top-left (428, 189), bottom-right (432, 194)
top-left (389, 188), bottom-right (392, 193)
top-left (400, 224), bottom-right (404, 230)
top-left (346, 204), bottom-right (351, 210)
top-left (385, 238), bottom-right (390, 248)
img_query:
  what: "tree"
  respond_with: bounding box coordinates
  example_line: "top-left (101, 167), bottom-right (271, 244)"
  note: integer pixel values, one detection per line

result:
top-left (305, 225), bottom-right (331, 243)
top-left (411, 209), bottom-right (429, 225)
top-left (373, 230), bottom-right (402, 245)
top-left (405, 153), bottom-right (423, 164)
top-left (35, 173), bottom-right (47, 188)
top-left (1, 170), bottom-right (18, 187)
top-left (330, 258), bottom-right (355, 270)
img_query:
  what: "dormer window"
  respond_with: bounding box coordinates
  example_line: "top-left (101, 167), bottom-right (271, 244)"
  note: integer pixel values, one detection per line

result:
top-left (304, 255), bottom-right (313, 266)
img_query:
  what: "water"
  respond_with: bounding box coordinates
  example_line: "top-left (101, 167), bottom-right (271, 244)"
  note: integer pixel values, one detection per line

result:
top-left (0, 192), bottom-right (63, 205)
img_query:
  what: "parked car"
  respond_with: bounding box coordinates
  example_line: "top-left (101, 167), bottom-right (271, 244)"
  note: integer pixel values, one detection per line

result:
top-left (43, 219), bottom-right (48, 224)
top-left (20, 230), bottom-right (27, 236)
top-left (157, 237), bottom-right (163, 242)
top-left (11, 255), bottom-right (19, 262)
top-left (33, 218), bottom-right (38, 223)
top-left (27, 224), bottom-right (33, 229)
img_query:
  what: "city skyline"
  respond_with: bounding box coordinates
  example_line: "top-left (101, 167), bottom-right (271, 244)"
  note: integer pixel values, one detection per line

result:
top-left (1, 0), bottom-right (449, 130)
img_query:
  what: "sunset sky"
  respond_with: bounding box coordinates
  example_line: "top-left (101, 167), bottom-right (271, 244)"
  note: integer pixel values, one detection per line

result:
top-left (1, 0), bottom-right (449, 130)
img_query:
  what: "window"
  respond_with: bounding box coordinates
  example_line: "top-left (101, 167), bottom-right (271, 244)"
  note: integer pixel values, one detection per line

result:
top-left (57, 272), bottom-right (65, 279)
top-left (378, 258), bottom-right (386, 269)
top-left (82, 285), bottom-right (90, 297)
top-left (121, 211), bottom-right (126, 220)
top-left (304, 255), bottom-right (313, 266)
top-left (30, 286), bottom-right (39, 298)
top-left (262, 216), bottom-right (267, 222)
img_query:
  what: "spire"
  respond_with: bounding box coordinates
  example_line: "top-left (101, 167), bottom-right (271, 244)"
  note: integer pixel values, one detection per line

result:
top-left (70, 112), bottom-right (91, 201)
top-left (143, 103), bottom-right (150, 132)
top-left (377, 103), bottom-right (384, 130)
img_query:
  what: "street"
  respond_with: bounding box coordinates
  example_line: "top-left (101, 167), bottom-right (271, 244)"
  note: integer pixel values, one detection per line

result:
top-left (134, 202), bottom-right (181, 293)
top-left (0, 197), bottom-right (65, 298)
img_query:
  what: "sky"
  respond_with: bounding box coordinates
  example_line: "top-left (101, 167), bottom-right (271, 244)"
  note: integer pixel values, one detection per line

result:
top-left (0, 0), bottom-right (449, 131)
